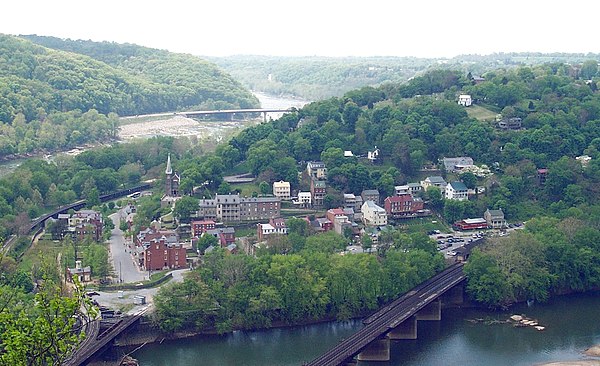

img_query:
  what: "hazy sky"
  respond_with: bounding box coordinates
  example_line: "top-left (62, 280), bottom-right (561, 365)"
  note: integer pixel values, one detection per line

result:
top-left (2, 0), bottom-right (598, 58)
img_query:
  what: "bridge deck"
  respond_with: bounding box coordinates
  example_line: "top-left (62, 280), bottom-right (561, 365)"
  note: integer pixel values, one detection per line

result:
top-left (305, 263), bottom-right (465, 366)
top-left (64, 312), bottom-right (144, 366)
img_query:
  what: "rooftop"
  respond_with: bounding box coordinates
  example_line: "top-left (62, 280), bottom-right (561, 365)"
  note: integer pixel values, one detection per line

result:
top-left (449, 181), bottom-right (468, 191)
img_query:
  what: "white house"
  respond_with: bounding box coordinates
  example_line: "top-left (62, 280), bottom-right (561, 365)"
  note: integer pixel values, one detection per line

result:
top-left (297, 191), bottom-right (312, 208)
top-left (361, 200), bottom-right (388, 227)
top-left (367, 147), bottom-right (380, 162)
top-left (458, 94), bottom-right (472, 107)
top-left (421, 176), bottom-right (447, 192)
top-left (445, 181), bottom-right (468, 201)
top-left (306, 161), bottom-right (327, 179)
top-left (272, 180), bottom-right (291, 200)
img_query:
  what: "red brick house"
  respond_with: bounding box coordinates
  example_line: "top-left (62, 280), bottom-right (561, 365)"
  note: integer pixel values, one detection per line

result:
top-left (191, 220), bottom-right (217, 237)
top-left (135, 227), bottom-right (185, 271)
top-left (143, 238), bottom-right (186, 271)
top-left (384, 194), bottom-right (425, 218)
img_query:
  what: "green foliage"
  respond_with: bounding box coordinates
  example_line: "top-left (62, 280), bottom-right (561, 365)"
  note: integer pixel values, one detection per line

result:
top-left (173, 196), bottom-right (199, 224)
top-left (0, 279), bottom-right (95, 365)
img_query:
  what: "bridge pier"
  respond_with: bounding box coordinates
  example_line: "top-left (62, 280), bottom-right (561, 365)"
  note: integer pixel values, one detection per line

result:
top-left (388, 315), bottom-right (417, 340)
top-left (442, 283), bottom-right (464, 305)
top-left (416, 298), bottom-right (441, 321)
top-left (357, 337), bottom-right (390, 362)
top-left (263, 111), bottom-right (267, 122)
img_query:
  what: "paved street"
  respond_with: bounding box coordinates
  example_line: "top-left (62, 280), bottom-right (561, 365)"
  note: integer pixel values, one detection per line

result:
top-left (108, 211), bottom-right (146, 283)
top-left (94, 268), bottom-right (189, 314)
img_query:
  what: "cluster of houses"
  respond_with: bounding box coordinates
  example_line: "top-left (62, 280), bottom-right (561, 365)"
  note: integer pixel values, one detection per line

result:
top-left (56, 209), bottom-right (104, 242)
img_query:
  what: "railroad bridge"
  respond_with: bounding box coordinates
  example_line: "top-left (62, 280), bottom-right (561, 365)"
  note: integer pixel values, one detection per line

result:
top-left (63, 309), bottom-right (147, 366)
top-left (306, 263), bottom-right (466, 366)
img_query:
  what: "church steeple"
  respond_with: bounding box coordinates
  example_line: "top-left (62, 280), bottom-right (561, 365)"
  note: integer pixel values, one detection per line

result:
top-left (165, 154), bottom-right (173, 175)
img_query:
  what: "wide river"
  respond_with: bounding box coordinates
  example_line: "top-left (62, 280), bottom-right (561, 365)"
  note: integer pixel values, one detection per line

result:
top-left (133, 291), bottom-right (600, 366)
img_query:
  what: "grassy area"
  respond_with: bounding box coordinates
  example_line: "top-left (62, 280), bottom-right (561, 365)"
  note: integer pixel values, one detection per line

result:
top-left (230, 182), bottom-right (259, 196)
top-left (150, 270), bottom-right (169, 281)
top-left (466, 105), bottom-right (498, 122)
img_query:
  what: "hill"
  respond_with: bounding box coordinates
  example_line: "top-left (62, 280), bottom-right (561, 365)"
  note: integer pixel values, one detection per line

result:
top-left (0, 34), bottom-right (259, 156)
top-left (20, 35), bottom-right (259, 112)
top-left (209, 53), bottom-right (600, 101)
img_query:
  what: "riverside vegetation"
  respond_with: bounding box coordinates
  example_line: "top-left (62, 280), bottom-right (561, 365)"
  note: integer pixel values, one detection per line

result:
top-left (0, 42), bottom-right (599, 361)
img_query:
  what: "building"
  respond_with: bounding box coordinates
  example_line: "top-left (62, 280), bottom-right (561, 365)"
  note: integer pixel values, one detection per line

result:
top-left (162, 154), bottom-right (182, 207)
top-left (136, 227), bottom-right (186, 271)
top-left (458, 94), bottom-right (472, 107)
top-left (326, 208), bottom-right (346, 224)
top-left (297, 191), bottom-right (312, 208)
top-left (257, 218), bottom-right (288, 241)
top-left (311, 178), bottom-right (326, 207)
top-left (361, 189), bottom-right (380, 205)
top-left (306, 161), bottom-right (327, 179)
top-left (361, 200), bottom-right (387, 227)
top-left (191, 220), bottom-right (217, 237)
top-left (142, 237), bottom-right (186, 271)
top-left (206, 227), bottom-right (236, 246)
top-left (273, 180), bottom-right (291, 200)
top-left (197, 198), bottom-right (218, 221)
top-left (453, 218), bottom-right (488, 231)
top-left (196, 194), bottom-right (281, 222)
top-left (61, 210), bottom-right (103, 242)
top-left (395, 183), bottom-right (423, 196)
top-left (164, 154), bottom-right (180, 197)
top-left (384, 194), bottom-right (426, 219)
top-left (367, 147), bottom-right (380, 162)
top-left (497, 117), bottom-right (522, 130)
top-left (484, 209), bottom-right (507, 229)
top-left (67, 260), bottom-right (91, 283)
top-left (537, 168), bottom-right (548, 185)
top-left (445, 181), bottom-right (469, 201)
top-left (420, 176), bottom-right (447, 192)
top-left (443, 157), bottom-right (474, 172)
top-left (576, 155), bottom-right (592, 168)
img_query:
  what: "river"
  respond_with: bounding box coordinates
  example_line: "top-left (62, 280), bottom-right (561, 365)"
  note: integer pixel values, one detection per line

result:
top-left (132, 292), bottom-right (600, 366)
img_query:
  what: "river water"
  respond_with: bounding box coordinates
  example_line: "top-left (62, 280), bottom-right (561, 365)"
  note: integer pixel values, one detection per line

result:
top-left (133, 292), bottom-right (600, 366)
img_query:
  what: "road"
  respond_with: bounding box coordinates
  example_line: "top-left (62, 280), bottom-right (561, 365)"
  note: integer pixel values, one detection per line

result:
top-left (108, 211), bottom-right (146, 283)
top-left (94, 268), bottom-right (188, 315)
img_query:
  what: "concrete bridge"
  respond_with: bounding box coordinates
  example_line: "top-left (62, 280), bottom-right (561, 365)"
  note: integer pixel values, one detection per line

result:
top-left (305, 263), bottom-right (466, 366)
top-left (122, 108), bottom-right (295, 122)
top-left (64, 308), bottom-right (148, 366)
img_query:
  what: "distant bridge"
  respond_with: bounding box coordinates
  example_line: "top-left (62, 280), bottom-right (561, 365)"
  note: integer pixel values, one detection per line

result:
top-left (305, 263), bottom-right (466, 365)
top-left (122, 108), bottom-right (296, 122)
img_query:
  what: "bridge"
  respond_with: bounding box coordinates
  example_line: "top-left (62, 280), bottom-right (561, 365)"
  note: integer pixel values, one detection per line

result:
top-left (2, 183), bottom-right (152, 256)
top-left (64, 308), bottom-right (148, 366)
top-left (305, 263), bottom-right (466, 366)
top-left (122, 108), bottom-right (296, 122)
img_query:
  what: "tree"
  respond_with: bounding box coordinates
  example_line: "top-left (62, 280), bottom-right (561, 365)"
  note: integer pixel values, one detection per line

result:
top-left (460, 172), bottom-right (477, 190)
top-left (581, 59), bottom-right (598, 79)
top-left (464, 250), bottom-right (512, 307)
top-left (361, 234), bottom-right (373, 252)
top-left (197, 234), bottom-right (218, 253)
top-left (259, 181), bottom-right (270, 196)
top-left (217, 181), bottom-right (232, 195)
top-left (173, 196), bottom-right (199, 224)
top-left (0, 280), bottom-right (96, 366)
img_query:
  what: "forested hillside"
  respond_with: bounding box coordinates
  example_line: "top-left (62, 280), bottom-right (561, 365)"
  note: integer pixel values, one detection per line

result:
top-left (210, 53), bottom-right (600, 101)
top-left (0, 34), bottom-right (258, 156)
top-left (209, 55), bottom-right (431, 100)
top-left (21, 35), bottom-right (258, 111)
